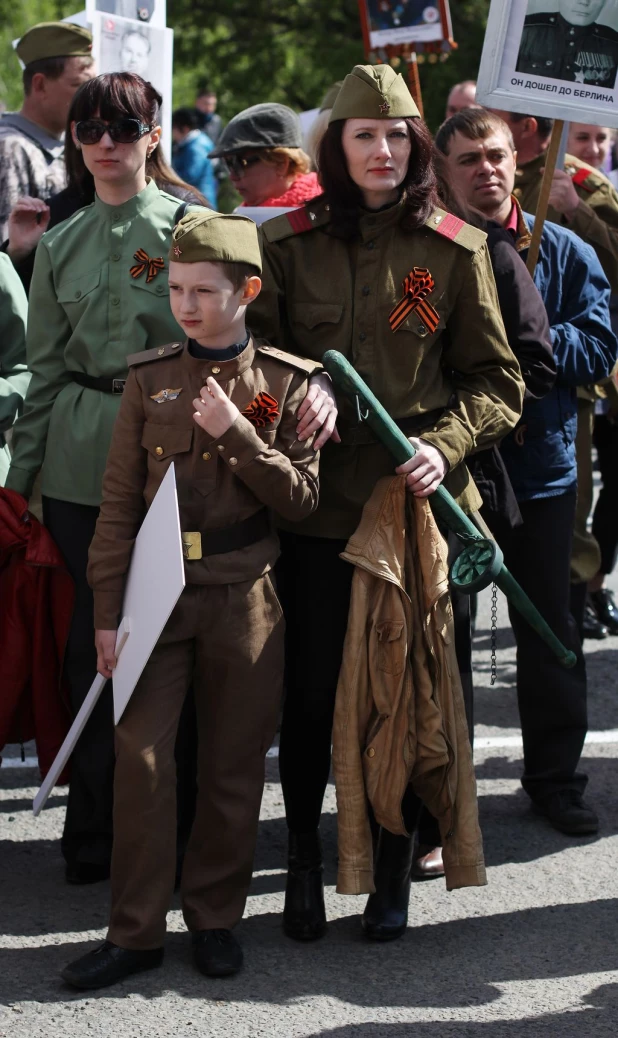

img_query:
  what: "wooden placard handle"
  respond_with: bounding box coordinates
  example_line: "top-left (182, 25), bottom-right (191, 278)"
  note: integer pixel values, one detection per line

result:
top-left (526, 119), bottom-right (564, 275)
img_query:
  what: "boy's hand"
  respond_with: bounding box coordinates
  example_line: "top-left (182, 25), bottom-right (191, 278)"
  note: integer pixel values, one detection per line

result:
top-left (396, 438), bottom-right (448, 497)
top-left (95, 630), bottom-right (118, 679)
top-left (193, 378), bottom-right (240, 438)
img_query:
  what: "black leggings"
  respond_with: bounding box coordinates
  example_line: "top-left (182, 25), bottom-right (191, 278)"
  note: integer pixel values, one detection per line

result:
top-left (592, 414), bottom-right (618, 577)
top-left (276, 530), bottom-right (471, 838)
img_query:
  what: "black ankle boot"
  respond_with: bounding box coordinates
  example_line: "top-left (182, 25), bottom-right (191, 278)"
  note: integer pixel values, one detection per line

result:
top-left (283, 831), bottom-right (327, 941)
top-left (362, 827), bottom-right (414, 941)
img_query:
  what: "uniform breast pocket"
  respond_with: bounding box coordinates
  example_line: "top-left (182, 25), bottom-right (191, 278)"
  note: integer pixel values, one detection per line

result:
top-left (56, 269), bottom-right (101, 324)
top-left (141, 421), bottom-right (193, 468)
top-left (130, 275), bottom-right (170, 303)
top-left (290, 302), bottom-right (343, 354)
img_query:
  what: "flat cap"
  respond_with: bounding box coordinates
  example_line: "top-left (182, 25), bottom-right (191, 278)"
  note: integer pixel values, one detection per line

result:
top-left (329, 64), bottom-right (419, 123)
top-left (169, 209), bottom-right (262, 271)
top-left (211, 102), bottom-right (303, 157)
top-left (16, 21), bottom-right (93, 66)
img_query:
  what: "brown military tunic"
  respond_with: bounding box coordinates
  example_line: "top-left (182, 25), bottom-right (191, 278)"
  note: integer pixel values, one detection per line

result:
top-left (251, 198), bottom-right (524, 540)
top-left (87, 336), bottom-right (320, 948)
top-left (514, 152), bottom-right (618, 291)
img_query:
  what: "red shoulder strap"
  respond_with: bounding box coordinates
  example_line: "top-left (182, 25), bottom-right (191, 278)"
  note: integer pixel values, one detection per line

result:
top-left (285, 208), bottom-right (314, 233)
top-left (434, 213), bottom-right (465, 241)
top-left (571, 167), bottom-right (595, 192)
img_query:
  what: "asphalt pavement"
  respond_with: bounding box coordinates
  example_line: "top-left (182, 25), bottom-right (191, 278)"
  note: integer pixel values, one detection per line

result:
top-left (1, 574), bottom-right (617, 1037)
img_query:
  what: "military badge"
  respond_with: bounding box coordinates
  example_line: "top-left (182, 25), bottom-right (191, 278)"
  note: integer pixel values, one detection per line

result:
top-left (130, 248), bottom-right (165, 284)
top-left (379, 100), bottom-right (391, 114)
top-left (150, 388), bottom-right (183, 403)
top-left (241, 392), bottom-right (280, 427)
top-left (138, 6), bottom-right (150, 19)
top-left (389, 267), bottom-right (440, 334)
top-left (173, 245), bottom-right (182, 257)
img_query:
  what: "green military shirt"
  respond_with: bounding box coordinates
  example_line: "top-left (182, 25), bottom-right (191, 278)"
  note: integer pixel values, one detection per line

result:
top-left (251, 198), bottom-right (524, 540)
top-left (5, 178), bottom-right (183, 505)
top-left (514, 152), bottom-right (618, 291)
top-left (0, 253), bottom-right (29, 486)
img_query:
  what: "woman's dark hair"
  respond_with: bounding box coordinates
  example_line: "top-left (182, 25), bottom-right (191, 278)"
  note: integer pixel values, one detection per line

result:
top-left (65, 72), bottom-right (209, 206)
top-left (316, 117), bottom-right (439, 238)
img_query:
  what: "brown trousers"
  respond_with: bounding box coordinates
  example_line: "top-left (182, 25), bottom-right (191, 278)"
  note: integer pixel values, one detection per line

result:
top-left (107, 574), bottom-right (284, 950)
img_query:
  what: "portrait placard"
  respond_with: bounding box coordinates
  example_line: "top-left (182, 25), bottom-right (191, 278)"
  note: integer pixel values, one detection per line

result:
top-left (86, 0), bottom-right (166, 29)
top-left (476, 0), bottom-right (618, 128)
top-left (358, 0), bottom-right (452, 48)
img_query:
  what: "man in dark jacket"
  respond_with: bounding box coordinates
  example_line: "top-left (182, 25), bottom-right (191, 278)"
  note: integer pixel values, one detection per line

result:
top-left (436, 108), bottom-right (618, 836)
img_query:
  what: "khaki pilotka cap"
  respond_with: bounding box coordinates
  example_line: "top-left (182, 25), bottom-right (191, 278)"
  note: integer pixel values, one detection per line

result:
top-left (169, 209), bottom-right (262, 272)
top-left (16, 22), bottom-right (93, 65)
top-left (329, 64), bottom-right (420, 122)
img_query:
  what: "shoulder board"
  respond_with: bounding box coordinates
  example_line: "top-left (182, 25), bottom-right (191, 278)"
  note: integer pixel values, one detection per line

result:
top-left (261, 204), bottom-right (330, 243)
top-left (425, 208), bottom-right (487, 252)
top-left (568, 163), bottom-right (606, 194)
top-left (127, 341), bottom-right (185, 367)
top-left (256, 343), bottom-right (323, 376)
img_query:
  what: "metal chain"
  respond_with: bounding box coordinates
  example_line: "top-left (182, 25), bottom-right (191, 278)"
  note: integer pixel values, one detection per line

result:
top-left (490, 583), bottom-right (498, 686)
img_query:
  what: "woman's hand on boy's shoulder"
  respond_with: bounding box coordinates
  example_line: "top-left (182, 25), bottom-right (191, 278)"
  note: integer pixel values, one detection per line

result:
top-left (296, 373), bottom-right (340, 451)
top-left (193, 378), bottom-right (240, 438)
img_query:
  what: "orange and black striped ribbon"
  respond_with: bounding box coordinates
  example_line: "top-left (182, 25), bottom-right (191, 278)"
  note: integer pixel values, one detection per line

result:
top-left (388, 267), bottom-right (439, 334)
top-left (130, 248), bottom-right (165, 284)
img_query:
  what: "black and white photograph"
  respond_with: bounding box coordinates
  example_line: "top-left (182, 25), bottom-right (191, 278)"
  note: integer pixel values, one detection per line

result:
top-left (92, 12), bottom-right (172, 101)
top-left (86, 0), bottom-right (166, 29)
top-left (477, 0), bottom-right (618, 128)
top-left (363, 0), bottom-right (451, 47)
top-left (516, 0), bottom-right (618, 88)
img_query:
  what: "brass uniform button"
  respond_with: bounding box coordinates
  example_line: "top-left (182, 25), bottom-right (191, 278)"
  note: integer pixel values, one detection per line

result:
top-left (211, 366), bottom-right (221, 374)
top-left (366, 747), bottom-right (375, 758)
top-left (217, 444), bottom-right (225, 452)
top-left (229, 457), bottom-right (238, 466)
top-left (155, 446), bottom-right (164, 456)
top-left (202, 451), bottom-right (211, 461)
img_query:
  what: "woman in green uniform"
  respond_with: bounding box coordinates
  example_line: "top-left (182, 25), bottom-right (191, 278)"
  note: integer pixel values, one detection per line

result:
top-left (5, 72), bottom-right (185, 884)
top-left (249, 64), bottom-right (524, 942)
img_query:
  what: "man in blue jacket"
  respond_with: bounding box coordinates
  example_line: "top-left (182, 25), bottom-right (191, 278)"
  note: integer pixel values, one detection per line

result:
top-left (171, 107), bottom-right (217, 209)
top-left (436, 108), bottom-right (618, 836)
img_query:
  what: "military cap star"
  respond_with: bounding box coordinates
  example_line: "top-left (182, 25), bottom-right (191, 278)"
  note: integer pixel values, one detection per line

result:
top-left (173, 245), bottom-right (182, 257)
top-left (379, 100), bottom-right (391, 113)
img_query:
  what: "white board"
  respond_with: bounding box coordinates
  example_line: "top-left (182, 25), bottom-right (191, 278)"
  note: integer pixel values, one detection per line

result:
top-left (86, 0), bottom-right (167, 30)
top-left (33, 462), bottom-right (184, 813)
top-left (113, 461), bottom-right (185, 722)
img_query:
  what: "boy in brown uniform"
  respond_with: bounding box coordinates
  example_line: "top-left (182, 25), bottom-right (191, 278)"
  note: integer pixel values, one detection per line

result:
top-left (61, 210), bottom-right (320, 989)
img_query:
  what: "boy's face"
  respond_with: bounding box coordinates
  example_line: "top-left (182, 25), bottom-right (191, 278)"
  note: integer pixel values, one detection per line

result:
top-left (168, 260), bottom-right (261, 344)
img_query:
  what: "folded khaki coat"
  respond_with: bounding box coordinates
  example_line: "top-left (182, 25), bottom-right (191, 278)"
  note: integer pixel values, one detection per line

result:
top-left (332, 475), bottom-right (486, 894)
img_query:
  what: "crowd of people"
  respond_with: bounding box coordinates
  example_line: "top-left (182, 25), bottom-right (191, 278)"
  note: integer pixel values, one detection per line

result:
top-left (1, 16), bottom-right (617, 995)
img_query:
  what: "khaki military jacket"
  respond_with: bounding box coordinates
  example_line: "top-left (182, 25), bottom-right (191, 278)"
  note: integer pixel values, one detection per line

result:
top-left (514, 152), bottom-right (618, 291)
top-left (333, 476), bottom-right (485, 894)
top-left (251, 198), bottom-right (523, 540)
top-left (87, 337), bottom-right (320, 630)
top-left (5, 179), bottom-right (184, 506)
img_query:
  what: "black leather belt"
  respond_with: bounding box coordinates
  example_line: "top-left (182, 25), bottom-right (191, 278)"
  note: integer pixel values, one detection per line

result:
top-left (182, 508), bottom-right (271, 560)
top-left (339, 408), bottom-right (446, 446)
top-left (69, 371), bottom-right (126, 394)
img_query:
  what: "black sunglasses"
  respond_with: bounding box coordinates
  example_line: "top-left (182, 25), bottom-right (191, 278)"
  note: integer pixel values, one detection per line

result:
top-left (75, 118), bottom-right (152, 146)
top-left (223, 153), bottom-right (262, 176)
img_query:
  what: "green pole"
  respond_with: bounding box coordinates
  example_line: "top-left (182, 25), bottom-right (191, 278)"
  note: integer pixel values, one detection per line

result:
top-left (323, 350), bottom-right (577, 670)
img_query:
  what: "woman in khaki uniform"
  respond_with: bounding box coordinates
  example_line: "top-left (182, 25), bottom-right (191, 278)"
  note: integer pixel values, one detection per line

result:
top-left (5, 72), bottom-right (185, 884)
top-left (249, 64), bottom-right (524, 943)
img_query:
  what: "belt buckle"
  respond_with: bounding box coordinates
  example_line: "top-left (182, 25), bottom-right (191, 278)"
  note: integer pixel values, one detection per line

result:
top-left (112, 379), bottom-right (126, 394)
top-left (181, 532), bottom-right (202, 560)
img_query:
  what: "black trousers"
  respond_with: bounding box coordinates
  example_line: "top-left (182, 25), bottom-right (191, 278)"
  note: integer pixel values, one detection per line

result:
top-left (496, 493), bottom-right (588, 799)
top-left (43, 497), bottom-right (114, 868)
top-left (43, 496), bottom-right (198, 869)
top-left (592, 414), bottom-right (618, 577)
top-left (276, 529), bottom-right (472, 838)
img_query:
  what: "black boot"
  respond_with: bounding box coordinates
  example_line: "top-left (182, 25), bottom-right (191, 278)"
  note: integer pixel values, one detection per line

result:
top-left (61, 941), bottom-right (163, 990)
top-left (283, 831), bottom-right (327, 941)
top-left (362, 828), bottom-right (414, 941)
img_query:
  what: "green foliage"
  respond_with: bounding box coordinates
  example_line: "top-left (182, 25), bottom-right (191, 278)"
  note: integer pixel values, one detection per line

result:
top-left (0, 0), bottom-right (490, 135)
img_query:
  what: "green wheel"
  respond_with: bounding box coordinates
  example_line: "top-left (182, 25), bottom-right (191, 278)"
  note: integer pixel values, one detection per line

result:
top-left (450, 538), bottom-right (504, 594)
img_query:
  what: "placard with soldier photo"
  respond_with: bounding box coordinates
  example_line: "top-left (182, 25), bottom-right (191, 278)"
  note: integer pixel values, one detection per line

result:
top-left (86, 0), bottom-right (166, 29)
top-left (476, 0), bottom-right (618, 127)
top-left (359, 0), bottom-right (452, 48)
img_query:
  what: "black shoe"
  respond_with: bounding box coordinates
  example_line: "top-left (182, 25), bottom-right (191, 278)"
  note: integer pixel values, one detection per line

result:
top-left (61, 941), bottom-right (163, 990)
top-left (65, 862), bottom-right (110, 885)
top-left (192, 930), bottom-right (243, 977)
top-left (532, 790), bottom-right (599, 835)
top-left (589, 588), bottom-right (618, 635)
top-left (283, 831), bottom-right (327, 941)
top-left (362, 828), bottom-right (414, 942)
top-left (582, 600), bottom-right (609, 641)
